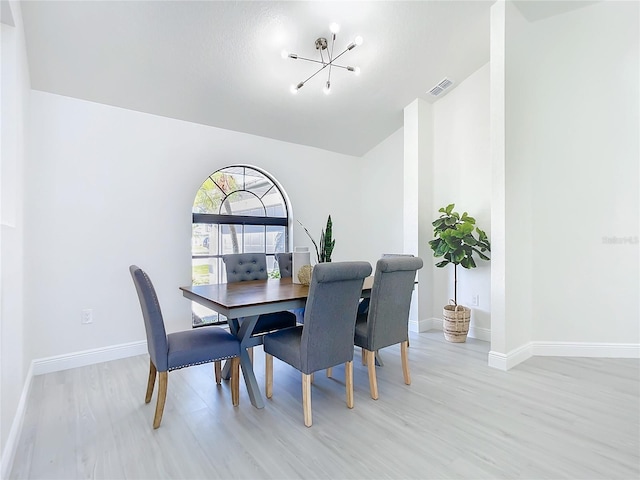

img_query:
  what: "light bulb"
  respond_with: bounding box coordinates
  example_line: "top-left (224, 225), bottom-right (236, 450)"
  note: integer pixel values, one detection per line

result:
top-left (354, 36), bottom-right (363, 46)
top-left (290, 84), bottom-right (299, 95)
top-left (323, 81), bottom-right (331, 95)
top-left (329, 23), bottom-right (340, 34)
top-left (281, 50), bottom-right (288, 59)
top-left (354, 66), bottom-right (361, 76)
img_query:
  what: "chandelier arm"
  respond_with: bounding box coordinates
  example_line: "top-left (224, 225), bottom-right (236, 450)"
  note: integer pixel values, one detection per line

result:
top-left (329, 47), bottom-right (354, 65)
top-left (326, 34), bottom-right (335, 86)
top-left (298, 63), bottom-right (331, 87)
top-left (292, 56), bottom-right (353, 70)
top-left (293, 56), bottom-right (330, 66)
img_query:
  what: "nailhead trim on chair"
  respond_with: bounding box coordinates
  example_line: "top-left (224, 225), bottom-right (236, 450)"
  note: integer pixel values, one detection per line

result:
top-left (168, 354), bottom-right (239, 372)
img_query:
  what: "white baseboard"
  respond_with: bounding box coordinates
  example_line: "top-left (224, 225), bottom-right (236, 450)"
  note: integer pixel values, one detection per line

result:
top-left (488, 340), bottom-right (640, 371)
top-left (468, 325), bottom-right (491, 342)
top-left (410, 317), bottom-right (440, 333)
top-left (1, 362), bottom-right (34, 480)
top-left (488, 343), bottom-right (533, 371)
top-left (531, 341), bottom-right (640, 358)
top-left (32, 340), bottom-right (147, 375)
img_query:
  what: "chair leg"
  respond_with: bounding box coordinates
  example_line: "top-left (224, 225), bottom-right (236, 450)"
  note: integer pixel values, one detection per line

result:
top-left (145, 360), bottom-right (157, 404)
top-left (345, 361), bottom-right (354, 409)
top-left (248, 347), bottom-right (254, 364)
top-left (310, 372), bottom-right (314, 384)
top-left (214, 361), bottom-right (222, 385)
top-left (401, 340), bottom-right (411, 385)
top-left (153, 371), bottom-right (168, 429)
top-left (326, 367), bottom-right (333, 378)
top-left (231, 357), bottom-right (240, 406)
top-left (366, 349), bottom-right (378, 400)
top-left (302, 373), bottom-right (312, 427)
top-left (265, 353), bottom-right (273, 399)
top-left (362, 347), bottom-right (367, 365)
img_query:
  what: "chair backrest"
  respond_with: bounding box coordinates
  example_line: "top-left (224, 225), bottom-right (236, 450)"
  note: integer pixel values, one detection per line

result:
top-left (129, 265), bottom-right (169, 371)
top-left (365, 256), bottom-right (423, 351)
top-left (300, 261), bottom-right (372, 373)
top-left (275, 252), bottom-right (293, 278)
top-left (223, 253), bottom-right (268, 283)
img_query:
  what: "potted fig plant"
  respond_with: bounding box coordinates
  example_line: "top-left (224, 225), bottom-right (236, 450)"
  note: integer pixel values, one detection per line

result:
top-left (429, 204), bottom-right (490, 342)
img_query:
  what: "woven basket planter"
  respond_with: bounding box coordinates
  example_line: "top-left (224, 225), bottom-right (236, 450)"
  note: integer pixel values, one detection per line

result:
top-left (443, 304), bottom-right (471, 343)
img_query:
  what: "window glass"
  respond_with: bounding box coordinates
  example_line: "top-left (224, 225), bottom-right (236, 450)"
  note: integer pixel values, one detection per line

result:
top-left (191, 166), bottom-right (289, 327)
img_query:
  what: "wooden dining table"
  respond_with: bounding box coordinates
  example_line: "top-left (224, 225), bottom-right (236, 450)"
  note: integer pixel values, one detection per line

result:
top-left (180, 276), bottom-right (374, 408)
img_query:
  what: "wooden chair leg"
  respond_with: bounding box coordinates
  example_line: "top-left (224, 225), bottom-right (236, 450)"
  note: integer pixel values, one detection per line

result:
top-left (366, 349), bottom-right (378, 400)
top-left (145, 360), bottom-right (157, 404)
top-left (362, 347), bottom-right (367, 365)
top-left (326, 367), bottom-right (333, 378)
top-left (231, 357), bottom-right (240, 406)
top-left (310, 372), bottom-right (314, 384)
top-left (214, 361), bottom-right (222, 385)
top-left (401, 340), bottom-right (411, 385)
top-left (302, 373), bottom-right (312, 427)
top-left (153, 371), bottom-right (168, 429)
top-left (265, 353), bottom-right (273, 399)
top-left (345, 361), bottom-right (354, 409)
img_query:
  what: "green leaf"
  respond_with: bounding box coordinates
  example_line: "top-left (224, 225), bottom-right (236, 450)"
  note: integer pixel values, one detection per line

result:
top-left (458, 222), bottom-right (474, 235)
top-left (434, 242), bottom-right (449, 257)
top-left (476, 250), bottom-right (490, 261)
top-left (432, 218), bottom-right (446, 230)
top-left (464, 236), bottom-right (478, 246)
top-left (452, 249), bottom-right (465, 264)
top-left (435, 260), bottom-right (450, 268)
top-left (444, 217), bottom-right (456, 226)
top-left (445, 203), bottom-right (455, 214)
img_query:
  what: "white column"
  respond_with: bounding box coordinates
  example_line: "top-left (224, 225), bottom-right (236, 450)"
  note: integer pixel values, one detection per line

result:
top-left (404, 99), bottom-right (434, 332)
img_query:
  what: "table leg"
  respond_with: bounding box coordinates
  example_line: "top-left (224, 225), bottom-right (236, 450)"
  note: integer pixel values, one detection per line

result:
top-left (232, 315), bottom-right (265, 409)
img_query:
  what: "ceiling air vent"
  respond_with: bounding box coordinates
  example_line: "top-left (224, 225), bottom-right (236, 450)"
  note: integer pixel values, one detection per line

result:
top-left (428, 78), bottom-right (454, 97)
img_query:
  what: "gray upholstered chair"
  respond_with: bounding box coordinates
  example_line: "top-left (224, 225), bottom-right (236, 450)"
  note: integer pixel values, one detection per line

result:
top-left (263, 261), bottom-right (372, 427)
top-left (222, 253), bottom-right (297, 335)
top-left (354, 256), bottom-right (423, 400)
top-left (129, 265), bottom-right (241, 429)
top-left (275, 252), bottom-right (293, 278)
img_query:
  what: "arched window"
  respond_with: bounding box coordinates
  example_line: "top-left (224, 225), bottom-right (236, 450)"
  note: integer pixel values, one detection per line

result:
top-left (191, 165), bottom-right (289, 326)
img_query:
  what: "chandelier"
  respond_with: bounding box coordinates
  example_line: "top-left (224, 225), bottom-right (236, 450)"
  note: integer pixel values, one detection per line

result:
top-left (282, 23), bottom-right (362, 95)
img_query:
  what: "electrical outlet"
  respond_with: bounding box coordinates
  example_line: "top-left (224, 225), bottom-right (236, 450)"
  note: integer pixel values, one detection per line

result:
top-left (81, 308), bottom-right (93, 324)
top-left (471, 295), bottom-right (479, 307)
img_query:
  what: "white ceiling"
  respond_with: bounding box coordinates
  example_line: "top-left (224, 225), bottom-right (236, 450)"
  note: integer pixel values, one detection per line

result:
top-left (20, 1), bottom-right (498, 156)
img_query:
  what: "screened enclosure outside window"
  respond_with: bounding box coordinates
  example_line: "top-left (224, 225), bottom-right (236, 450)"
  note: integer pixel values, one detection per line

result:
top-left (191, 166), bottom-right (289, 326)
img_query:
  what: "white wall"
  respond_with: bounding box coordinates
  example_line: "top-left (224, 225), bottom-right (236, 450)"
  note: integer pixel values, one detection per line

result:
top-left (358, 127), bottom-right (405, 262)
top-left (492, 0), bottom-right (639, 363)
top-left (1, 0), bottom-right (29, 469)
top-left (25, 91), bottom-right (405, 361)
top-left (432, 63), bottom-right (491, 339)
top-left (521, 1), bottom-right (639, 345)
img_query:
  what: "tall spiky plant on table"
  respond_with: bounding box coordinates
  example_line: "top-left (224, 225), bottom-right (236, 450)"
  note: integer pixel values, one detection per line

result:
top-left (297, 215), bottom-right (335, 263)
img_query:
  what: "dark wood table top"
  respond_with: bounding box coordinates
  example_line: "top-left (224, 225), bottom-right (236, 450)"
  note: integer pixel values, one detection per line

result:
top-left (180, 276), bottom-right (374, 315)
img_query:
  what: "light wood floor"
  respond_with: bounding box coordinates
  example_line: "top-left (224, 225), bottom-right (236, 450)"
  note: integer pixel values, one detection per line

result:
top-left (9, 331), bottom-right (640, 480)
